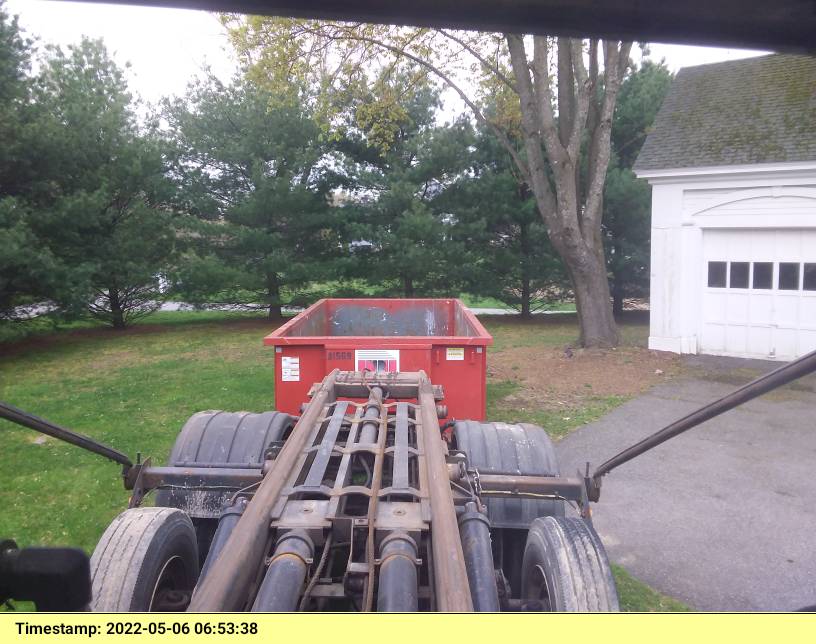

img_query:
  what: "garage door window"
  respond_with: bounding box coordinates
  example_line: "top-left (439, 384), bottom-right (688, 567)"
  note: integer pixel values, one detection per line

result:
top-left (751, 262), bottom-right (773, 289)
top-left (729, 262), bottom-right (749, 288)
top-left (778, 263), bottom-right (800, 290)
top-left (804, 264), bottom-right (816, 291)
top-left (707, 261), bottom-right (727, 287)
top-left (708, 260), bottom-right (815, 291)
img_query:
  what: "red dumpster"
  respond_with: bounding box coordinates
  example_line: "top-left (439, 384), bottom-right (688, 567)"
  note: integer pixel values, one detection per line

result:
top-left (264, 298), bottom-right (493, 420)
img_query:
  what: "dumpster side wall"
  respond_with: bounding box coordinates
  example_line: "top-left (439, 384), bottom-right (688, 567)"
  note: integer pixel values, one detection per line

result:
top-left (272, 342), bottom-right (488, 420)
top-left (266, 299), bottom-right (492, 421)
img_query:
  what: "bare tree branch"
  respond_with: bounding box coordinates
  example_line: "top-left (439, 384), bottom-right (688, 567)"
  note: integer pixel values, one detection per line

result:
top-left (556, 37), bottom-right (574, 149)
top-left (505, 34), bottom-right (558, 222)
top-left (529, 36), bottom-right (563, 158)
top-left (566, 39), bottom-right (591, 164)
top-left (583, 41), bottom-right (632, 232)
top-left (437, 29), bottom-right (516, 93)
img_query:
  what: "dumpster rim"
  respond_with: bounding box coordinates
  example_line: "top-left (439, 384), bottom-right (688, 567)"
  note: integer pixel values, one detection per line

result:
top-left (263, 298), bottom-right (493, 346)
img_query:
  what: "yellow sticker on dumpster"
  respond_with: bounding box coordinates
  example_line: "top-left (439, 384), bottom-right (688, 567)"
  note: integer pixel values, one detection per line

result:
top-left (446, 347), bottom-right (465, 361)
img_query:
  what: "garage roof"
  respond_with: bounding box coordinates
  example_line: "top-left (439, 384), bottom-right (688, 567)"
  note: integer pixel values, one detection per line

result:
top-left (635, 54), bottom-right (816, 172)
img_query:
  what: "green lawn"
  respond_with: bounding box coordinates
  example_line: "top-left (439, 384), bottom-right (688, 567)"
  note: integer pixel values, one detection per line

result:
top-left (0, 310), bottom-right (686, 611)
top-left (613, 565), bottom-right (691, 612)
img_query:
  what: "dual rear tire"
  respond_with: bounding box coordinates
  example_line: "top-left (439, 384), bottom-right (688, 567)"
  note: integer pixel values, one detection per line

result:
top-left (521, 516), bottom-right (619, 611)
top-left (454, 420), bottom-right (618, 612)
top-left (91, 410), bottom-right (295, 611)
top-left (90, 507), bottom-right (199, 612)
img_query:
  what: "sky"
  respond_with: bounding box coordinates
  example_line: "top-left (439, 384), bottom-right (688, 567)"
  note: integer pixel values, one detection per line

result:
top-left (7, 0), bottom-right (772, 108)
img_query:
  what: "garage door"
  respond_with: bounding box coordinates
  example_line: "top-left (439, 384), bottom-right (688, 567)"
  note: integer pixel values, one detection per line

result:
top-left (701, 229), bottom-right (816, 360)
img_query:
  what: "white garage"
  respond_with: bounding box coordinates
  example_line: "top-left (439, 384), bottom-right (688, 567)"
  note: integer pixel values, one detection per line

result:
top-left (635, 54), bottom-right (816, 360)
top-left (701, 229), bottom-right (816, 359)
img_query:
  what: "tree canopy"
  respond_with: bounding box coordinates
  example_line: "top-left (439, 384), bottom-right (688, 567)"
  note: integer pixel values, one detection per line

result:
top-left (164, 75), bottom-right (342, 318)
top-left (1, 1), bottom-right (673, 337)
top-left (0, 7), bottom-right (177, 328)
top-left (222, 18), bottom-right (633, 346)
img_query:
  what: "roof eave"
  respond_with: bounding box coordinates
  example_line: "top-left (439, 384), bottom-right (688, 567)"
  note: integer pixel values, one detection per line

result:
top-left (635, 159), bottom-right (816, 183)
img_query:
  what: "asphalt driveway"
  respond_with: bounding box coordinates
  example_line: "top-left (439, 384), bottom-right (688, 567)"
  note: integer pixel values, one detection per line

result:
top-left (557, 355), bottom-right (816, 611)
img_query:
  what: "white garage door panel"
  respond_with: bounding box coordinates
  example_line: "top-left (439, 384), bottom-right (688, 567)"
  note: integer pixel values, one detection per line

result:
top-left (747, 326), bottom-right (773, 352)
top-left (749, 297), bottom-right (773, 324)
top-left (801, 330), bottom-right (816, 354)
top-left (725, 293), bottom-right (749, 323)
top-left (701, 229), bottom-right (816, 360)
top-left (725, 326), bottom-right (748, 355)
top-left (802, 298), bottom-right (816, 322)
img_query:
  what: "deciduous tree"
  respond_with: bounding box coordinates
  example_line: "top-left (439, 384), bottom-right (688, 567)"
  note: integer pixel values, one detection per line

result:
top-left (604, 60), bottom-right (672, 314)
top-left (223, 19), bottom-right (631, 346)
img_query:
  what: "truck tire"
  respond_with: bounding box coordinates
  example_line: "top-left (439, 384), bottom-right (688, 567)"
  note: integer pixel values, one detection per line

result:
top-left (90, 507), bottom-right (199, 612)
top-left (155, 410), bottom-right (295, 519)
top-left (452, 421), bottom-right (564, 528)
top-left (521, 516), bottom-right (618, 612)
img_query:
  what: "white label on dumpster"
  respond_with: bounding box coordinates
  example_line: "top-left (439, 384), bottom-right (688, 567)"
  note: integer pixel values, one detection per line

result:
top-left (281, 356), bottom-right (300, 382)
top-left (446, 347), bottom-right (465, 361)
top-left (355, 349), bottom-right (400, 373)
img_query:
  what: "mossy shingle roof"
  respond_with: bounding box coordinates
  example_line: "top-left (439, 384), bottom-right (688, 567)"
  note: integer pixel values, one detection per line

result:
top-left (634, 54), bottom-right (816, 172)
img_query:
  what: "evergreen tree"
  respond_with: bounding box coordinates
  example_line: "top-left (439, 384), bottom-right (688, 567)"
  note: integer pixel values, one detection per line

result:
top-left (0, 1), bottom-right (67, 320)
top-left (27, 39), bottom-right (175, 327)
top-left (603, 60), bottom-right (672, 313)
top-left (441, 127), bottom-right (569, 316)
top-left (164, 76), bottom-right (340, 318)
top-left (339, 73), bottom-right (474, 297)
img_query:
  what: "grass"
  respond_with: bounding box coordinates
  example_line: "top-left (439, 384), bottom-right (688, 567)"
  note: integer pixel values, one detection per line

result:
top-left (0, 309), bottom-right (685, 611)
top-left (613, 565), bottom-right (692, 611)
top-left (0, 313), bottom-right (277, 553)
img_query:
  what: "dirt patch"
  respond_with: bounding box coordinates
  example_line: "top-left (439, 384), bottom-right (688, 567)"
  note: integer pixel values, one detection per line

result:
top-left (489, 345), bottom-right (682, 410)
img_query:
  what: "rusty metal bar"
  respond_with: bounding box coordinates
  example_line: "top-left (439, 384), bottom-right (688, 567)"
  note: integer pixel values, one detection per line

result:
top-left (326, 404), bottom-right (363, 518)
top-left (187, 370), bottom-right (339, 612)
top-left (358, 386), bottom-right (383, 444)
top-left (327, 372), bottom-right (444, 401)
top-left (138, 466), bottom-right (262, 490)
top-left (592, 348), bottom-right (816, 488)
top-left (0, 401), bottom-right (132, 468)
top-left (392, 403), bottom-right (410, 490)
top-left (417, 371), bottom-right (473, 612)
top-left (477, 474), bottom-right (586, 500)
top-left (363, 387), bottom-right (388, 611)
top-left (303, 401), bottom-right (349, 488)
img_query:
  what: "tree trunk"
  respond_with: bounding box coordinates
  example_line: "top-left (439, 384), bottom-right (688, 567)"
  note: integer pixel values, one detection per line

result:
top-left (520, 280), bottom-right (532, 319)
top-left (610, 221), bottom-right (625, 316)
top-left (567, 245), bottom-right (619, 347)
top-left (612, 280), bottom-right (625, 316)
top-left (403, 276), bottom-right (414, 298)
top-left (267, 274), bottom-right (282, 320)
top-left (505, 34), bottom-right (630, 348)
top-left (109, 287), bottom-right (125, 330)
top-left (519, 219), bottom-right (532, 319)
